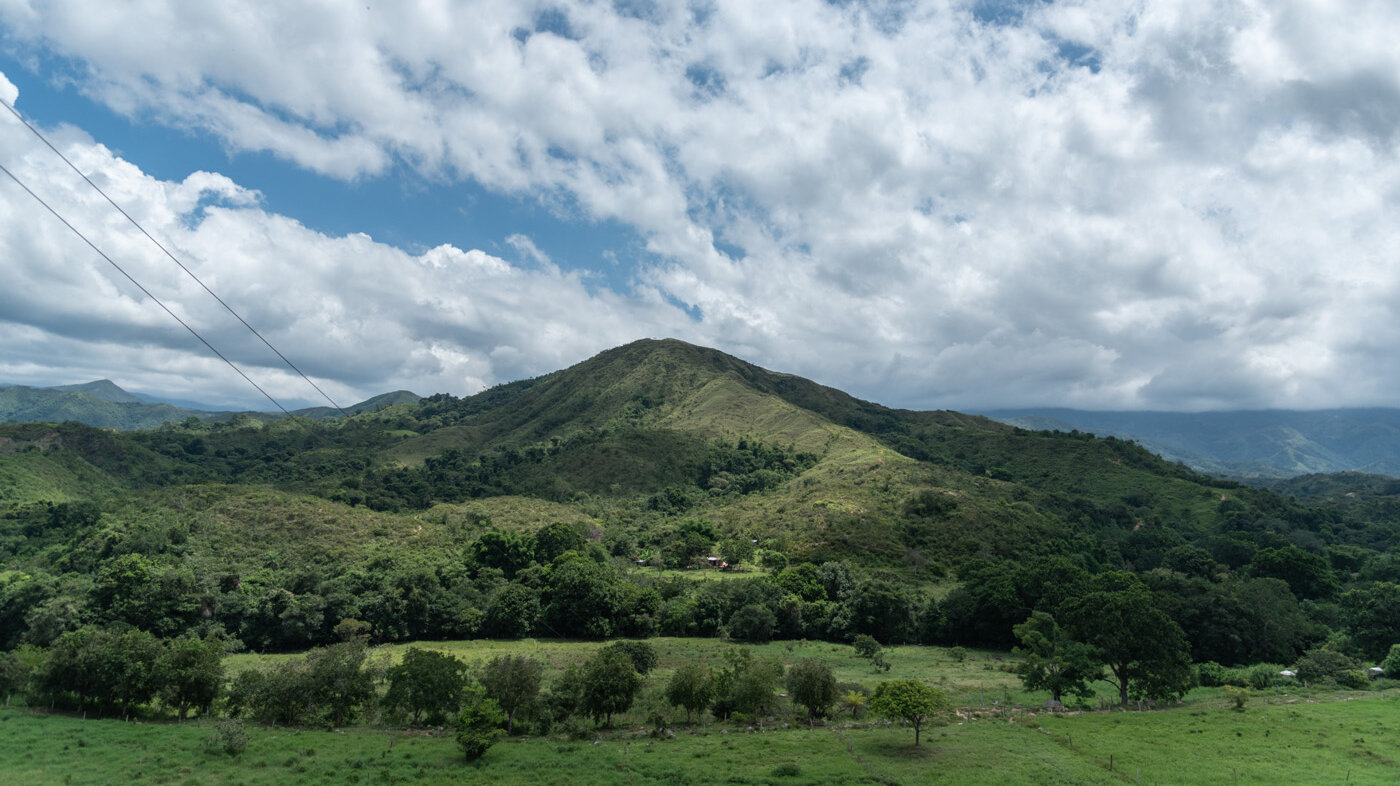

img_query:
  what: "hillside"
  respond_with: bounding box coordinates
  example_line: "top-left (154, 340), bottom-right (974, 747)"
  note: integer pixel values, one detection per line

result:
top-left (984, 407), bottom-right (1400, 478)
top-left (0, 338), bottom-right (1395, 664)
top-left (0, 381), bottom-right (422, 430)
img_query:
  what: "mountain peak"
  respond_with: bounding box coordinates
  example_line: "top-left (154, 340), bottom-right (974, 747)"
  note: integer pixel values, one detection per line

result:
top-left (48, 379), bottom-right (144, 404)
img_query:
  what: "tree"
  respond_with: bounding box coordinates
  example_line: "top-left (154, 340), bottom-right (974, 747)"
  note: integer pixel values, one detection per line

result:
top-left (543, 555), bottom-right (622, 637)
top-left (1339, 582), bottom-right (1400, 660)
top-left (534, 521), bottom-right (587, 564)
top-left (712, 647), bottom-right (782, 720)
top-left (482, 583), bottom-right (541, 638)
top-left (844, 579), bottom-right (917, 644)
top-left (579, 647), bottom-right (642, 727)
top-left (158, 636), bottom-right (225, 720)
top-left (456, 685), bottom-right (505, 761)
top-left (1381, 643), bottom-right (1400, 678)
top-left (480, 654), bottom-right (543, 734)
top-left (727, 603), bottom-right (777, 643)
top-left (1250, 546), bottom-right (1339, 600)
top-left (1062, 572), bottom-right (1194, 706)
top-left (1012, 611), bottom-right (1100, 704)
top-left (304, 640), bottom-right (376, 727)
top-left (600, 640), bottom-right (658, 675)
top-left (383, 647), bottom-right (469, 725)
top-left (472, 529), bottom-right (536, 579)
top-left (870, 680), bottom-right (949, 746)
top-left (786, 659), bottom-right (837, 725)
top-left (665, 662), bottom-right (716, 723)
top-left (718, 535), bottom-right (755, 568)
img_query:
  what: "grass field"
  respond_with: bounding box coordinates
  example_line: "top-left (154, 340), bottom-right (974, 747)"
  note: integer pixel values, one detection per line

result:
top-left (7, 638), bottom-right (1400, 785)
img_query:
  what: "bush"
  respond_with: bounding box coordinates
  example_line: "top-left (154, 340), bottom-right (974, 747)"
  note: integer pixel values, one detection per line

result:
top-left (455, 689), bottom-right (505, 761)
top-left (1223, 686), bottom-right (1249, 710)
top-left (1294, 649), bottom-right (1364, 688)
top-left (1241, 663), bottom-right (1287, 690)
top-left (1196, 662), bottom-right (1228, 687)
top-left (203, 719), bottom-right (249, 756)
top-left (948, 646), bottom-right (968, 663)
top-left (1382, 644), bottom-right (1400, 678)
top-left (770, 764), bottom-right (801, 777)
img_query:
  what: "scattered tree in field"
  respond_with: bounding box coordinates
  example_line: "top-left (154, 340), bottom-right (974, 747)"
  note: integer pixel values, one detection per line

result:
top-left (786, 658), bottom-right (837, 725)
top-left (600, 640), bottom-right (658, 675)
top-left (852, 634), bottom-right (891, 672)
top-left (480, 654), bottom-right (544, 733)
top-left (304, 640), bottom-right (377, 727)
top-left (870, 680), bottom-right (949, 746)
top-left (579, 647), bottom-right (643, 727)
top-left (712, 647), bottom-right (783, 720)
top-left (384, 647), bottom-right (469, 725)
top-left (455, 685), bottom-right (505, 761)
top-left (1012, 611), bottom-right (1100, 704)
top-left (665, 661), bottom-right (716, 723)
top-left (1063, 572), bottom-right (1194, 706)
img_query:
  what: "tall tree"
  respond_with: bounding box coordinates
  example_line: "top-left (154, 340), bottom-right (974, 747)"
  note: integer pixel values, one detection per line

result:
top-left (786, 659), bottom-right (837, 725)
top-left (1062, 572), bottom-right (1194, 706)
top-left (579, 647), bottom-right (642, 728)
top-left (383, 647), bottom-right (469, 725)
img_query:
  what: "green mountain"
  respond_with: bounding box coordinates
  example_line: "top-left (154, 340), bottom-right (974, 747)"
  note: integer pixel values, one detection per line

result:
top-left (1, 338), bottom-right (1393, 661)
top-left (0, 381), bottom-right (422, 431)
top-left (47, 379), bottom-right (146, 404)
top-left (983, 408), bottom-right (1400, 479)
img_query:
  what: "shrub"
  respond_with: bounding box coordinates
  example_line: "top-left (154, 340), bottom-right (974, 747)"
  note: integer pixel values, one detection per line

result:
top-left (1223, 686), bottom-right (1249, 710)
top-left (1196, 662), bottom-right (1228, 688)
top-left (204, 719), bottom-right (249, 756)
top-left (770, 764), bottom-right (801, 777)
top-left (1382, 644), bottom-right (1400, 678)
top-left (948, 646), bottom-right (968, 663)
top-left (1294, 649), bottom-right (1364, 688)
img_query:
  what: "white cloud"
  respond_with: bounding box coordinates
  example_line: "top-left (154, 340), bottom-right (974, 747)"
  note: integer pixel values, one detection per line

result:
top-left (1, 1), bottom-right (1400, 410)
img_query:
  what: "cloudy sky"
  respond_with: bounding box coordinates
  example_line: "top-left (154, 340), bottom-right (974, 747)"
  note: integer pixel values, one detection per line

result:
top-left (0, 1), bottom-right (1397, 413)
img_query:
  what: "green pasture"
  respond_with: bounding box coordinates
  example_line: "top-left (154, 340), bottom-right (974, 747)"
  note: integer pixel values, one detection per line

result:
top-left (4, 692), bottom-right (1400, 785)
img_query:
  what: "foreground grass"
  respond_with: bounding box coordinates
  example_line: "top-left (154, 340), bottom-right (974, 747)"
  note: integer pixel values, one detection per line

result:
top-left (15, 639), bottom-right (1400, 784)
top-left (5, 694), bottom-right (1400, 785)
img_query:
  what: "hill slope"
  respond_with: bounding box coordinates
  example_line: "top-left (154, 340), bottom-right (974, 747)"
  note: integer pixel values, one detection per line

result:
top-left (984, 407), bottom-right (1400, 478)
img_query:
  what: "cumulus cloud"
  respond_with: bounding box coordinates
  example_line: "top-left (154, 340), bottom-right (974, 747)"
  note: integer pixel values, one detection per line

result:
top-left (1, 1), bottom-right (1399, 410)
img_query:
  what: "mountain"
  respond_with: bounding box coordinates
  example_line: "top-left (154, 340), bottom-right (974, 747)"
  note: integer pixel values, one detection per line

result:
top-left (47, 379), bottom-right (146, 404)
top-left (0, 381), bottom-right (421, 430)
top-left (981, 408), bottom-right (1400, 479)
top-left (292, 390), bottom-right (422, 419)
top-left (4, 337), bottom-right (1394, 660)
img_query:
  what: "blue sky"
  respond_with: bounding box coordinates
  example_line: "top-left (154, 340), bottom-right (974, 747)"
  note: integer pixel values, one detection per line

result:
top-left (0, 1), bottom-right (1398, 413)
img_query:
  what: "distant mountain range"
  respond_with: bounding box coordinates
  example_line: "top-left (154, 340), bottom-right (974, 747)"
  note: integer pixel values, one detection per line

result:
top-left (0, 380), bottom-right (420, 430)
top-left (981, 408), bottom-right (1400, 479)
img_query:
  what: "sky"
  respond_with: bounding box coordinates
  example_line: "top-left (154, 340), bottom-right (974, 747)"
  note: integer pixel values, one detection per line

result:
top-left (0, 1), bottom-right (1398, 413)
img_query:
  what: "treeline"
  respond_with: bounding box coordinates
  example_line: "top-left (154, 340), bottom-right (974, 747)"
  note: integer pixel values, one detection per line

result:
top-left (3, 501), bottom-right (1399, 675)
top-left (0, 628), bottom-right (958, 759)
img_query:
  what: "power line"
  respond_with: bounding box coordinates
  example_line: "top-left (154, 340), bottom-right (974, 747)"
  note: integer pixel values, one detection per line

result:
top-left (0, 98), bottom-right (349, 417)
top-left (0, 160), bottom-right (294, 417)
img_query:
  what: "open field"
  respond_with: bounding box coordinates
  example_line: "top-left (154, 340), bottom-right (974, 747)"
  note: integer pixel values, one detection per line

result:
top-left (9, 638), bottom-right (1399, 785)
top-left (4, 693), bottom-right (1399, 785)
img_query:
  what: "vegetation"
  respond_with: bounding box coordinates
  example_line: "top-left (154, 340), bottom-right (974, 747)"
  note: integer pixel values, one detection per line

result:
top-left (1, 338), bottom-right (1399, 781)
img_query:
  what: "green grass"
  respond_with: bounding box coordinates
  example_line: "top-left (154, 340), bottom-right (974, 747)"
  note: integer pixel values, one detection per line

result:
top-left (5, 690), bottom-right (1399, 785)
